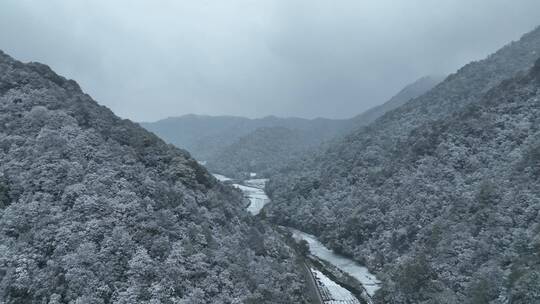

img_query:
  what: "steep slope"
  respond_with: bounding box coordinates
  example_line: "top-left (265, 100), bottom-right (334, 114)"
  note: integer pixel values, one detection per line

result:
top-left (206, 127), bottom-right (308, 178)
top-left (266, 27), bottom-right (540, 303)
top-left (350, 75), bottom-right (444, 127)
top-left (140, 114), bottom-right (349, 161)
top-left (0, 51), bottom-right (308, 304)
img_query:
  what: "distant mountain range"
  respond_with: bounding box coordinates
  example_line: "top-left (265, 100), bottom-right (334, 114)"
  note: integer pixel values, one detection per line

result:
top-left (140, 114), bottom-right (349, 161)
top-left (141, 75), bottom-right (443, 178)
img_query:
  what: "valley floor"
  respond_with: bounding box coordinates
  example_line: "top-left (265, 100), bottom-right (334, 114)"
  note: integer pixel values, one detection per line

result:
top-left (213, 173), bottom-right (379, 304)
top-left (311, 268), bottom-right (360, 304)
top-left (290, 229), bottom-right (381, 297)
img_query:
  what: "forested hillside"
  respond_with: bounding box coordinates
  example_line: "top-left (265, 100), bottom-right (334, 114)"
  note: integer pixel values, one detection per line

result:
top-left (205, 127), bottom-right (308, 178)
top-left (204, 76), bottom-right (442, 179)
top-left (265, 27), bottom-right (540, 303)
top-left (349, 75), bottom-right (445, 127)
top-left (141, 114), bottom-right (349, 161)
top-left (0, 51), bottom-right (308, 303)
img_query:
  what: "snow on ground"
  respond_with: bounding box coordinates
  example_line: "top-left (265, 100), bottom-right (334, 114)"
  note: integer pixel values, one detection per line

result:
top-left (233, 183), bottom-right (270, 215)
top-left (244, 178), bottom-right (268, 190)
top-left (212, 174), bottom-right (232, 182)
top-left (214, 173), bottom-right (364, 300)
top-left (312, 269), bottom-right (360, 304)
top-left (212, 174), bottom-right (270, 215)
top-left (291, 229), bottom-right (381, 296)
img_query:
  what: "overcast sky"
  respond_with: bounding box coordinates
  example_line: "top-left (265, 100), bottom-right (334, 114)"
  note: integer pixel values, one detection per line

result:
top-left (1, 1), bottom-right (540, 121)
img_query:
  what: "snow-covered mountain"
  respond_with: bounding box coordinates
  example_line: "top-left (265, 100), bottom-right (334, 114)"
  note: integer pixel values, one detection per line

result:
top-left (140, 114), bottom-right (350, 161)
top-left (0, 50), bottom-right (309, 303)
top-left (265, 26), bottom-right (540, 303)
top-left (144, 75), bottom-right (442, 179)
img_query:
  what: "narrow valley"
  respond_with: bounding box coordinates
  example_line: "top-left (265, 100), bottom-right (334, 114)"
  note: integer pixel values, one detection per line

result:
top-left (214, 173), bottom-right (380, 304)
top-left (3, 2), bottom-right (540, 303)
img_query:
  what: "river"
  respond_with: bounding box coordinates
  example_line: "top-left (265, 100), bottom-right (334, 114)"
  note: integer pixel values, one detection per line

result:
top-left (290, 229), bottom-right (381, 297)
top-left (213, 173), bottom-right (380, 303)
top-left (213, 174), bottom-right (270, 215)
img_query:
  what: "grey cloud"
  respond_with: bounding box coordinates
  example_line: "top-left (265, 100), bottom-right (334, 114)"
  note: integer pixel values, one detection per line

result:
top-left (1, 0), bottom-right (540, 121)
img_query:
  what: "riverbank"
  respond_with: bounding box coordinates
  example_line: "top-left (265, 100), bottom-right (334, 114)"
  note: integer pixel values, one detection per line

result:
top-left (290, 229), bottom-right (381, 297)
top-left (213, 173), bottom-right (379, 303)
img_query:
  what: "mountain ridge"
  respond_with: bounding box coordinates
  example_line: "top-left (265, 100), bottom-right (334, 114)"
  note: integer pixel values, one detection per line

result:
top-left (265, 25), bottom-right (540, 303)
top-left (143, 75), bottom-right (443, 178)
top-left (0, 50), bottom-right (309, 303)
top-left (140, 112), bottom-right (352, 161)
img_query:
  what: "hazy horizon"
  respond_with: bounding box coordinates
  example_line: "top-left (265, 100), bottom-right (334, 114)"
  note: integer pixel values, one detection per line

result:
top-left (2, 0), bottom-right (540, 122)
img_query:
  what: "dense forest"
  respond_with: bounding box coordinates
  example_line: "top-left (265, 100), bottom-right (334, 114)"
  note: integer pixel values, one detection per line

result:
top-left (206, 127), bottom-right (310, 178)
top-left (265, 27), bottom-right (540, 303)
top-left (0, 51), bottom-right (310, 303)
top-left (2, 9), bottom-right (540, 304)
top-left (141, 114), bottom-right (350, 163)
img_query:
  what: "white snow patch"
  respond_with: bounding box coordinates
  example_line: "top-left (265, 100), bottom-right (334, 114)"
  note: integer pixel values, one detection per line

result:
top-left (233, 183), bottom-right (270, 215)
top-left (312, 269), bottom-right (360, 304)
top-left (244, 178), bottom-right (268, 190)
top-left (212, 174), bottom-right (232, 182)
top-left (211, 174), bottom-right (270, 215)
top-left (292, 229), bottom-right (381, 296)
